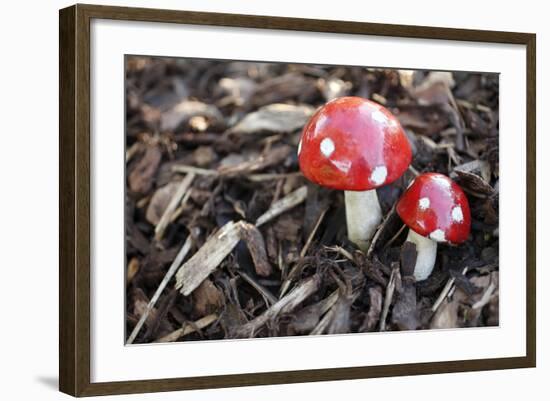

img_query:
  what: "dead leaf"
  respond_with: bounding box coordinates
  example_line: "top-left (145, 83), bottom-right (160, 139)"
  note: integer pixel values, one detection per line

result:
top-left (128, 146), bottom-right (162, 194)
top-left (400, 242), bottom-right (417, 277)
top-left (217, 77), bottom-right (257, 106)
top-left (452, 160), bottom-right (491, 183)
top-left (145, 180), bottom-right (181, 225)
top-left (161, 100), bottom-right (223, 131)
top-left (430, 298), bottom-right (459, 329)
top-left (238, 222), bottom-right (273, 277)
top-left (392, 284), bottom-right (419, 330)
top-left (127, 257), bottom-right (140, 283)
top-left (191, 146), bottom-right (216, 167)
top-left (317, 77), bottom-right (352, 101)
top-left (218, 145), bottom-right (291, 177)
top-left (132, 288), bottom-right (157, 327)
top-left (228, 103), bottom-right (314, 135)
top-left (252, 73), bottom-right (315, 106)
top-left (326, 295), bottom-right (353, 334)
top-left (453, 170), bottom-right (495, 196)
top-left (193, 279), bottom-right (224, 317)
top-left (361, 286), bottom-right (383, 331)
top-left (272, 214), bottom-right (301, 243)
top-left (291, 304), bottom-right (325, 334)
top-left (398, 70), bottom-right (415, 90)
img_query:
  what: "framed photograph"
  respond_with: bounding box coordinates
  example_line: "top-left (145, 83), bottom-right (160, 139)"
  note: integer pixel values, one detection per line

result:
top-left (59, 4), bottom-right (536, 397)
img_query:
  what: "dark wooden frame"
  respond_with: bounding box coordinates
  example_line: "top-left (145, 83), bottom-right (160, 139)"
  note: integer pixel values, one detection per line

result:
top-left (59, 3), bottom-right (536, 397)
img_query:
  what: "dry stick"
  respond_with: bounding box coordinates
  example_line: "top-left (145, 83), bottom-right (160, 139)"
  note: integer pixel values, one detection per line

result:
top-left (126, 142), bottom-right (143, 163)
top-left (172, 164), bottom-right (302, 182)
top-left (324, 245), bottom-right (354, 261)
top-left (380, 265), bottom-right (399, 331)
top-left (366, 205), bottom-right (396, 258)
top-left (431, 266), bottom-right (469, 313)
top-left (310, 291), bottom-right (340, 335)
top-left (172, 165), bottom-right (218, 176)
top-left (315, 290), bottom-right (340, 317)
top-left (176, 221), bottom-right (244, 296)
top-left (383, 223), bottom-right (407, 251)
top-left (447, 282), bottom-right (458, 299)
top-left (300, 208), bottom-right (328, 259)
top-left (408, 165), bottom-right (420, 176)
top-left (279, 208), bottom-right (328, 297)
top-left (237, 274), bottom-right (321, 337)
top-left (279, 207), bottom-right (328, 297)
top-left (154, 173), bottom-right (195, 241)
top-left (155, 314), bottom-right (218, 343)
top-left (247, 172), bottom-right (302, 182)
top-left (310, 302), bottom-right (338, 336)
top-left (255, 186), bottom-right (308, 227)
top-left (126, 236), bottom-right (194, 344)
top-left (239, 270), bottom-right (278, 306)
top-left (472, 280), bottom-right (497, 310)
top-left (173, 188), bottom-right (308, 301)
top-left (168, 190), bottom-right (193, 224)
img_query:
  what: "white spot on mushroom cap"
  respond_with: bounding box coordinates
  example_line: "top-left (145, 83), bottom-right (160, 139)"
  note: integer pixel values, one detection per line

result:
top-left (372, 110), bottom-right (387, 124)
top-left (432, 174), bottom-right (451, 188)
top-left (370, 165), bottom-right (387, 185)
top-left (452, 205), bottom-right (464, 222)
top-left (419, 197), bottom-right (430, 210)
top-left (297, 139), bottom-right (302, 156)
top-left (429, 229), bottom-right (446, 242)
top-left (320, 137), bottom-right (335, 157)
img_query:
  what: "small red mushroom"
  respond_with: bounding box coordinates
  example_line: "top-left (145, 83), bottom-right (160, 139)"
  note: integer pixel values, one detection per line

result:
top-left (396, 173), bottom-right (471, 280)
top-left (298, 97), bottom-right (412, 250)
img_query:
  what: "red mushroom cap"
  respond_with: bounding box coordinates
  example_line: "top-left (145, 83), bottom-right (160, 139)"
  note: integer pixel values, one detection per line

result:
top-left (396, 173), bottom-right (471, 244)
top-left (298, 97), bottom-right (412, 191)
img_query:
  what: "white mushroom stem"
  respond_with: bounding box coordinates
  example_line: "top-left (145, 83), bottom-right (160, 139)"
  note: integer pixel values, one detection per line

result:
top-left (405, 229), bottom-right (437, 281)
top-left (344, 190), bottom-right (382, 252)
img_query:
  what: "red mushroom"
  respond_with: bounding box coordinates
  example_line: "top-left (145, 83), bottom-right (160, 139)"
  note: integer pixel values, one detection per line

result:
top-left (396, 173), bottom-right (471, 280)
top-left (298, 97), bottom-right (412, 251)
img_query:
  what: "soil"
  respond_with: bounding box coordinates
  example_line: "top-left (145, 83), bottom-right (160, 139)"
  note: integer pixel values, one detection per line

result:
top-left (125, 56), bottom-right (499, 343)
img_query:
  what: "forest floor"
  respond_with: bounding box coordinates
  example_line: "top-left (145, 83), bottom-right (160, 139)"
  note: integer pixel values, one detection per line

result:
top-left (125, 57), bottom-right (499, 344)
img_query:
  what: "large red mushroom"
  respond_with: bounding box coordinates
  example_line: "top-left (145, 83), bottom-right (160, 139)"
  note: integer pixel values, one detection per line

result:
top-left (396, 172), bottom-right (471, 280)
top-left (298, 97), bottom-right (412, 251)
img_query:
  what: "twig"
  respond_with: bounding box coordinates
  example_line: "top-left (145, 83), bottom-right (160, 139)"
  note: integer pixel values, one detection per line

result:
top-left (126, 236), bottom-right (194, 344)
top-left (310, 290), bottom-right (341, 335)
top-left (255, 186), bottom-right (307, 227)
top-left (247, 172), bottom-right (302, 182)
top-left (168, 190), bottom-right (193, 224)
top-left (310, 300), bottom-right (338, 335)
top-left (431, 266), bottom-right (469, 313)
top-left (472, 277), bottom-right (497, 310)
top-left (324, 245), bottom-right (354, 261)
top-left (154, 314), bottom-right (218, 343)
top-left (172, 165), bottom-right (218, 176)
top-left (380, 265), bottom-right (399, 331)
top-left (300, 208), bottom-right (328, 258)
top-left (383, 223), bottom-right (407, 250)
top-left (279, 208), bottom-right (328, 297)
top-left (126, 142), bottom-right (143, 163)
top-left (408, 165), bottom-right (420, 176)
top-left (154, 173), bottom-right (195, 241)
top-left (366, 205), bottom-right (396, 258)
top-left (236, 274), bottom-right (320, 337)
top-left (239, 270), bottom-right (278, 306)
top-left (172, 163), bottom-right (302, 182)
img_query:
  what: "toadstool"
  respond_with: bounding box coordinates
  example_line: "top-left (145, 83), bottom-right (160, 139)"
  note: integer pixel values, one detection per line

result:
top-left (396, 172), bottom-right (471, 281)
top-left (298, 96), bottom-right (412, 251)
